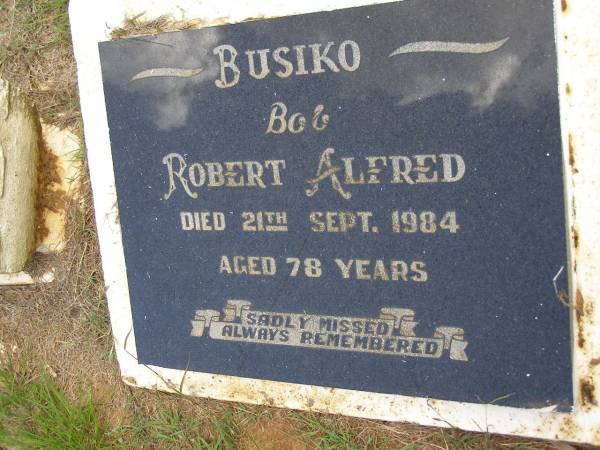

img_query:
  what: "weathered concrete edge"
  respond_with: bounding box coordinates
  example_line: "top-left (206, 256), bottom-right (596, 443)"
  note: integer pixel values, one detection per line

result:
top-left (556, 0), bottom-right (600, 438)
top-left (0, 79), bottom-right (39, 273)
top-left (69, 0), bottom-right (599, 443)
top-left (0, 270), bottom-right (55, 286)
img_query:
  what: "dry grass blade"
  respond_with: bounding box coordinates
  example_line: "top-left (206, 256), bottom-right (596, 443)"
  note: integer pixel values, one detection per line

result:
top-left (0, 0), bottom-right (78, 129)
top-left (111, 14), bottom-right (212, 40)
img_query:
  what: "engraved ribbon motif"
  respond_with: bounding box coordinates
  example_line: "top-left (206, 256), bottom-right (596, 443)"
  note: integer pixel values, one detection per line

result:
top-left (389, 38), bottom-right (509, 56)
top-left (191, 300), bottom-right (468, 361)
top-left (131, 67), bottom-right (203, 81)
top-left (130, 39), bottom-right (509, 82)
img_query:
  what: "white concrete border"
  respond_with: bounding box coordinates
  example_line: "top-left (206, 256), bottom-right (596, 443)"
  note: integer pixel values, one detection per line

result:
top-left (0, 270), bottom-right (55, 285)
top-left (69, 0), bottom-right (600, 444)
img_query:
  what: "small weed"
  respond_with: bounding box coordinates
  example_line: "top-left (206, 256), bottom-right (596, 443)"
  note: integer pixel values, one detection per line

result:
top-left (206, 407), bottom-right (240, 450)
top-left (117, 403), bottom-right (240, 449)
top-left (82, 296), bottom-right (112, 359)
top-left (293, 413), bottom-right (382, 450)
top-left (438, 430), bottom-right (497, 450)
top-left (0, 360), bottom-right (110, 449)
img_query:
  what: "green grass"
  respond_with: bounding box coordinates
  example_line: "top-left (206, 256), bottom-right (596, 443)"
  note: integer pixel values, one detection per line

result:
top-left (0, 0), bottom-right (70, 58)
top-left (438, 431), bottom-right (494, 450)
top-left (0, 0), bottom-right (78, 127)
top-left (293, 413), bottom-right (385, 450)
top-left (0, 362), bottom-right (108, 449)
top-left (119, 404), bottom-right (240, 449)
top-left (17, 0), bottom-right (70, 43)
top-left (0, 359), bottom-right (246, 450)
top-left (0, 365), bottom-right (544, 450)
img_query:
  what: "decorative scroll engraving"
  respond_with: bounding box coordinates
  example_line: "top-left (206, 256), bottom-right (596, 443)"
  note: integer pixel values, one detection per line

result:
top-left (131, 67), bottom-right (203, 81)
top-left (129, 38), bottom-right (509, 85)
top-left (191, 300), bottom-right (468, 361)
top-left (390, 38), bottom-right (509, 57)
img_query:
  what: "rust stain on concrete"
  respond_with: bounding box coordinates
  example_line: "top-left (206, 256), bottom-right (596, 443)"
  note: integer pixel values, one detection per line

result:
top-left (558, 415), bottom-right (581, 440)
top-left (580, 377), bottom-right (598, 408)
top-left (572, 226), bottom-right (579, 250)
top-left (576, 289), bottom-right (586, 349)
top-left (568, 133), bottom-right (578, 174)
top-left (35, 135), bottom-right (64, 245)
top-left (36, 124), bottom-right (81, 252)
